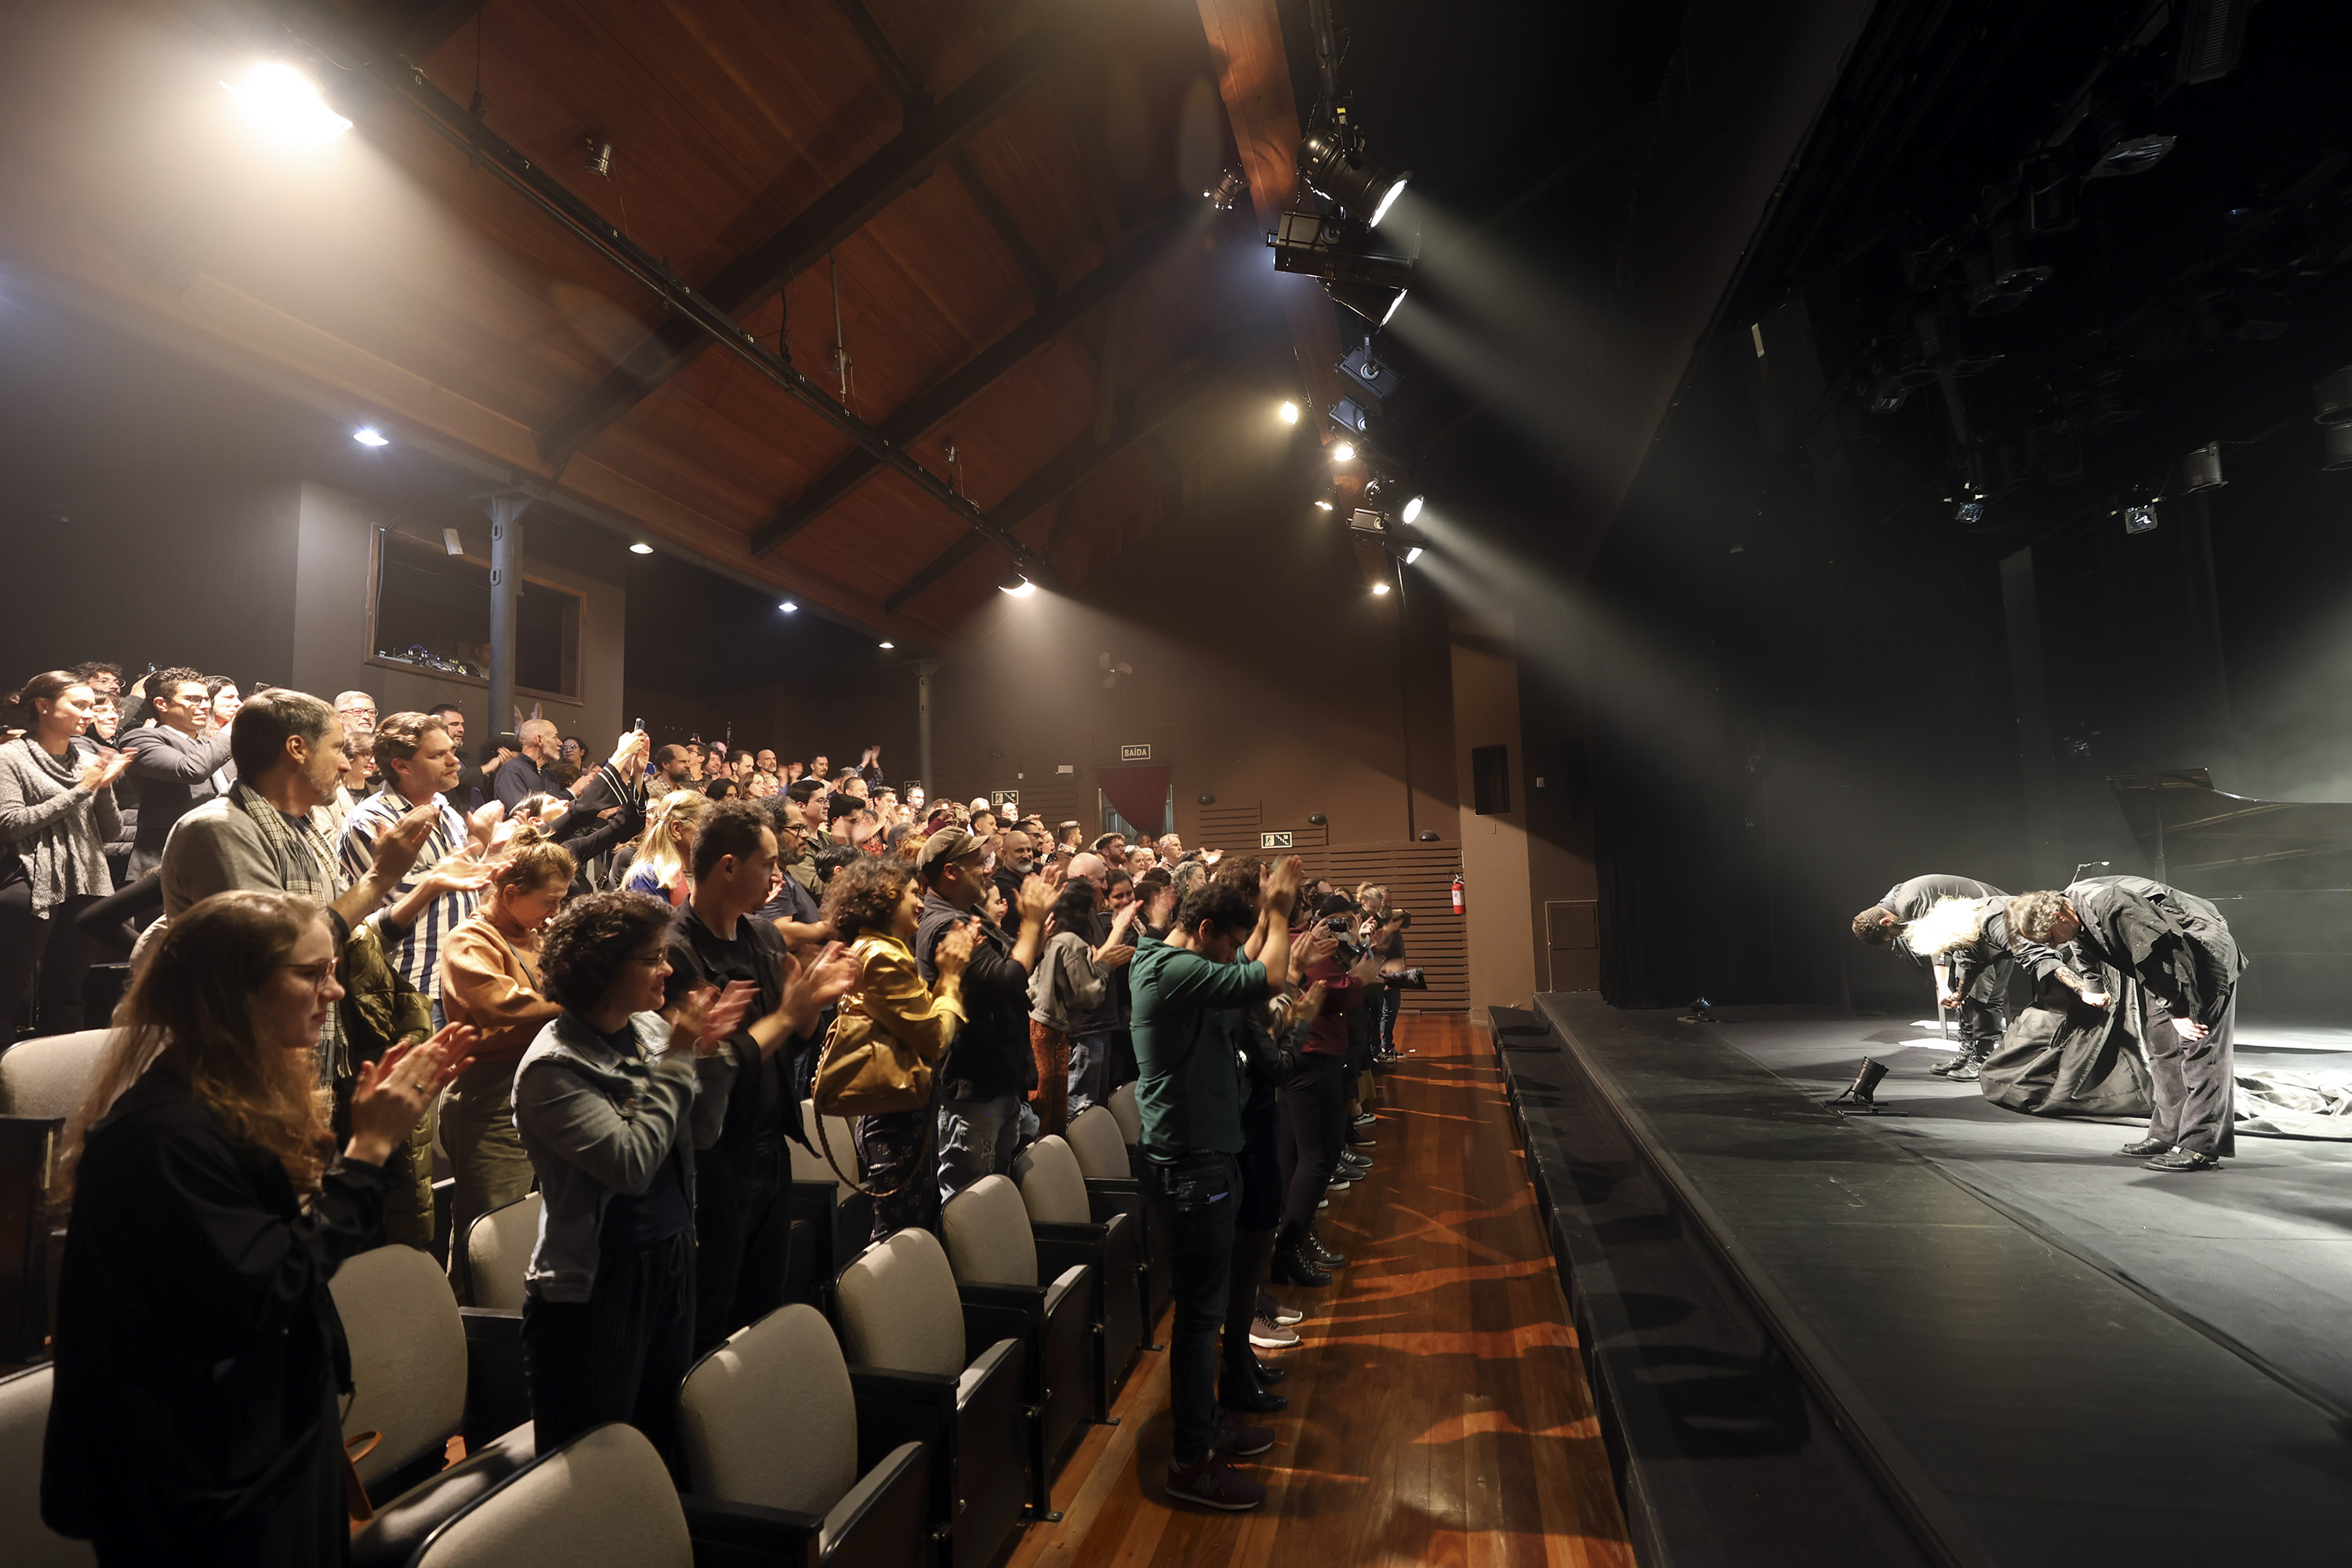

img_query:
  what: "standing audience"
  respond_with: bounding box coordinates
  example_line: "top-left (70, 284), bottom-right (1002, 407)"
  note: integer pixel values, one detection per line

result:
top-left (0, 673), bottom-right (127, 1036)
top-left (118, 666), bottom-right (234, 880)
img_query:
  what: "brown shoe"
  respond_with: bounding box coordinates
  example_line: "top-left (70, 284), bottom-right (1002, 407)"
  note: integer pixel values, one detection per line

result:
top-left (1212, 1408), bottom-right (1275, 1457)
top-left (1167, 1453), bottom-right (1267, 1511)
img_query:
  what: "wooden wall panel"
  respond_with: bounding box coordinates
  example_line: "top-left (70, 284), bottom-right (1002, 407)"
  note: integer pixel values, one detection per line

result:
top-left (1301, 841), bottom-right (1467, 1011)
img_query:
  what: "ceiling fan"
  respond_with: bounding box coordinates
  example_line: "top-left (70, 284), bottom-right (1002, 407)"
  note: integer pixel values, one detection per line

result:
top-left (1098, 652), bottom-right (1134, 688)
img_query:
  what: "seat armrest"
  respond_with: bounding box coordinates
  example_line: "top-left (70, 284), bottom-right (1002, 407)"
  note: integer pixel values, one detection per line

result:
top-left (678, 1493), bottom-right (819, 1567)
top-left (1087, 1189), bottom-right (1135, 1227)
top-left (459, 1307), bottom-right (523, 1339)
top-left (1084, 1175), bottom-right (1142, 1200)
top-left (818, 1442), bottom-right (930, 1563)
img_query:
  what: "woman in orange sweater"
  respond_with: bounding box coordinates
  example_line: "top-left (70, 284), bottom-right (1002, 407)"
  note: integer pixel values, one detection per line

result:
top-left (437, 829), bottom-right (576, 1298)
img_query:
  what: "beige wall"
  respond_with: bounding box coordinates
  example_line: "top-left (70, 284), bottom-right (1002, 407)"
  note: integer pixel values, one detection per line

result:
top-left (292, 483), bottom-right (625, 747)
top-left (1450, 614), bottom-right (1541, 1022)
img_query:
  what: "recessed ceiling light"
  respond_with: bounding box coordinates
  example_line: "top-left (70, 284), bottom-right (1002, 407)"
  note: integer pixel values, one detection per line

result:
top-left (878, 641), bottom-right (895, 649)
top-left (1279, 401), bottom-right (1301, 425)
top-left (629, 542), bottom-right (653, 554)
top-left (1312, 499), bottom-right (1334, 511)
top-left (1370, 582), bottom-right (1392, 595)
top-left (352, 426), bottom-right (388, 447)
top-left (223, 61), bottom-right (351, 146)
top-left (1332, 442), bottom-right (1356, 463)
top-left (778, 601), bottom-right (798, 612)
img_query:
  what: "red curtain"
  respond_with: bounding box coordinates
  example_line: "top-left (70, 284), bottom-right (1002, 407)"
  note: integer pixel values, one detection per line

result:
top-left (1097, 766), bottom-right (1171, 836)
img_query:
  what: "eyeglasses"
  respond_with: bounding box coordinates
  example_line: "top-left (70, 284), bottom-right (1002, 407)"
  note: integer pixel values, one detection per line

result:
top-left (281, 960), bottom-right (337, 991)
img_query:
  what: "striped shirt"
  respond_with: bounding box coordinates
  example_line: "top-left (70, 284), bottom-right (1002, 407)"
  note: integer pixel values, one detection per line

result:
top-left (338, 789), bottom-right (478, 1000)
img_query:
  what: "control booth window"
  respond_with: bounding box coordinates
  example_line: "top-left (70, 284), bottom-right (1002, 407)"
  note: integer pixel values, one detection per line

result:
top-left (368, 529), bottom-right (581, 702)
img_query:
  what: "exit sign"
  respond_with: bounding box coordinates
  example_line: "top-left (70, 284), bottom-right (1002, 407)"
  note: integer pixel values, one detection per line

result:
top-left (1259, 831), bottom-right (1294, 850)
top-left (1120, 743), bottom-right (1152, 761)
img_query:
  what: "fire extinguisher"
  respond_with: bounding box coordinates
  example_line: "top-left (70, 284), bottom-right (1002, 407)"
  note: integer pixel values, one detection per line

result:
top-left (1450, 871), bottom-right (1465, 915)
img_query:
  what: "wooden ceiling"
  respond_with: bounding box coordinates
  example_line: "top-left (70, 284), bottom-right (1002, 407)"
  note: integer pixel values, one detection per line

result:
top-left (0, 0), bottom-right (1336, 643)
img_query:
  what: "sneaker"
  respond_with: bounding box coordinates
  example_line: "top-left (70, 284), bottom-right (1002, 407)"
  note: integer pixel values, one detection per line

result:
top-left (1348, 1135), bottom-right (1377, 1149)
top-left (1326, 1175), bottom-right (1352, 1192)
top-left (1213, 1410), bottom-right (1276, 1457)
top-left (1274, 1304), bottom-right (1305, 1326)
top-left (1167, 1453), bottom-right (1266, 1512)
top-left (1353, 1112), bottom-right (1376, 1127)
top-left (1316, 1196), bottom-right (1329, 1209)
top-left (1250, 1314), bottom-right (1301, 1348)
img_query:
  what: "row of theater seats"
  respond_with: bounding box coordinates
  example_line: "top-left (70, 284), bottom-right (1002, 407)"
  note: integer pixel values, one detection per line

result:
top-left (1, 1027), bottom-right (1165, 1568)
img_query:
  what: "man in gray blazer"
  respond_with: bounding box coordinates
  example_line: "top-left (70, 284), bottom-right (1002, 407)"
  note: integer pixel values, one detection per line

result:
top-left (118, 666), bottom-right (234, 880)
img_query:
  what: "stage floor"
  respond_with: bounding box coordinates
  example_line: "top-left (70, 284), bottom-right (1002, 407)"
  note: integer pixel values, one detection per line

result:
top-left (1705, 1007), bottom-right (2352, 1417)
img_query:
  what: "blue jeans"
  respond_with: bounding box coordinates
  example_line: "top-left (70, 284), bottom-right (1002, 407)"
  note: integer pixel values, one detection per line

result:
top-left (1068, 1029), bottom-right (1119, 1116)
top-left (937, 1086), bottom-right (1020, 1207)
top-left (1142, 1151), bottom-right (1238, 1465)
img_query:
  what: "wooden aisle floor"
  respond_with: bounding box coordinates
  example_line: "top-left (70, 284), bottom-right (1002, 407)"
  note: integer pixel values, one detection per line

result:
top-left (1007, 1014), bottom-right (1635, 1568)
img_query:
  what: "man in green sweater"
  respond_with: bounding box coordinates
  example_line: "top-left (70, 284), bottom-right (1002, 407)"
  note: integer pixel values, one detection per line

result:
top-left (1128, 853), bottom-right (1304, 1512)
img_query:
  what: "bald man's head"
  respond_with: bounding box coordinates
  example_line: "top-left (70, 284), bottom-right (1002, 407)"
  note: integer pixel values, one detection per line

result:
top-left (1068, 852), bottom-right (1109, 893)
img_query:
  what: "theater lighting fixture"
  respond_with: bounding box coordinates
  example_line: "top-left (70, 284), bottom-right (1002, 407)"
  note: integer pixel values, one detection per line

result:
top-left (352, 426), bottom-right (388, 447)
top-left (777, 600), bottom-right (798, 613)
top-left (1279, 401), bottom-right (1301, 425)
top-left (628, 542), bottom-right (653, 554)
top-left (1324, 278), bottom-right (1407, 328)
top-left (1332, 442), bottom-right (1356, 463)
top-left (1297, 128), bottom-right (1408, 228)
top-left (1400, 495), bottom-right (1424, 524)
top-left (1955, 501), bottom-right (1984, 524)
top-left (1269, 209), bottom-right (1414, 328)
top-left (999, 572), bottom-right (1036, 597)
top-left (2123, 504), bottom-right (2160, 535)
top-left (1338, 341), bottom-right (1402, 414)
top-left (223, 61), bottom-right (352, 145)
top-left (2181, 441), bottom-right (2227, 492)
top-left (1404, 546), bottom-right (1424, 564)
top-left (1207, 167), bottom-right (1247, 211)
top-left (1370, 582), bottom-right (1392, 595)
top-left (1826, 1057), bottom-right (1889, 1113)
top-left (2083, 101), bottom-right (2175, 178)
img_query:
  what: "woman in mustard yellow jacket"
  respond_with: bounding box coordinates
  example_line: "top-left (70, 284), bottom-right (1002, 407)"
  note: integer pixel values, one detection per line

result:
top-left (822, 855), bottom-right (975, 1240)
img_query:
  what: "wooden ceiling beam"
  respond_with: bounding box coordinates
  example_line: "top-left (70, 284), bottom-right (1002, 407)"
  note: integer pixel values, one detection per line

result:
top-left (747, 201), bottom-right (1205, 557)
top-left (536, 10), bottom-right (1098, 464)
top-left (354, 0), bottom-right (488, 61)
top-left (951, 151), bottom-right (1058, 310)
top-left (883, 313), bottom-right (1283, 610)
top-left (1192, 0), bottom-right (1349, 425)
top-left (825, 0), bottom-right (927, 113)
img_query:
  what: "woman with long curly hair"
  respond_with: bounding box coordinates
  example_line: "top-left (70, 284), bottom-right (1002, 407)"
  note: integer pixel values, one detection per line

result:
top-left (41, 890), bottom-right (470, 1566)
top-left (621, 788), bottom-right (707, 909)
top-left (822, 855), bottom-right (975, 1240)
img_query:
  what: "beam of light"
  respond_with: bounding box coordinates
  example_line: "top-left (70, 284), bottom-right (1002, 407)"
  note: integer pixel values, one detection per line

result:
top-left (223, 62), bottom-right (351, 146)
top-left (1000, 576), bottom-right (1037, 597)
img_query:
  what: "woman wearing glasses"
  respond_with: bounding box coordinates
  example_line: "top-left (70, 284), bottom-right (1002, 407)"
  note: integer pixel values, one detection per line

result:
top-left (512, 890), bottom-right (853, 1467)
top-left (42, 890), bottom-right (471, 1566)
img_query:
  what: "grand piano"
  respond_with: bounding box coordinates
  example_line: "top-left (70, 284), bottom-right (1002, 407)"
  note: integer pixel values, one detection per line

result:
top-left (2107, 771), bottom-right (2352, 1017)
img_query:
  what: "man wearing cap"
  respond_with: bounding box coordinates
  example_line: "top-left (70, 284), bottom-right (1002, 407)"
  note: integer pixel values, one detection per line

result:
top-left (913, 826), bottom-right (1057, 1207)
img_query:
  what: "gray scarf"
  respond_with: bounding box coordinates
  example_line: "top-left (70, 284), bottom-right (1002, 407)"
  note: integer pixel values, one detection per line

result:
top-left (0, 738), bottom-right (117, 916)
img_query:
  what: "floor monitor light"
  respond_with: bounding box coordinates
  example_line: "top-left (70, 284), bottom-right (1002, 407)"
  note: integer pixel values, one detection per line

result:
top-left (1826, 1057), bottom-right (1890, 1114)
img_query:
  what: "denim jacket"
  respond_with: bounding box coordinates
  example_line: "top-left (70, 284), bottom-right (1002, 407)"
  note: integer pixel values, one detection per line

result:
top-left (511, 1010), bottom-right (735, 1302)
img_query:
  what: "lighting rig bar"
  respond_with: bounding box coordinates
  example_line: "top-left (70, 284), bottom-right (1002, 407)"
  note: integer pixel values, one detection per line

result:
top-left (261, 0), bottom-right (1060, 585)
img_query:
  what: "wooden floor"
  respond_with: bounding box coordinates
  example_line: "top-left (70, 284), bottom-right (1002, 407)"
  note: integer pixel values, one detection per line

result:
top-left (1009, 1014), bottom-right (1634, 1568)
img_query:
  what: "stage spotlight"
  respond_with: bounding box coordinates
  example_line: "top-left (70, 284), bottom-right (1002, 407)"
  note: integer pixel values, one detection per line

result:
top-left (1337, 341), bottom-right (1402, 414)
top-left (223, 61), bottom-right (351, 145)
top-left (629, 542), bottom-right (653, 554)
top-left (1332, 442), bottom-right (1357, 463)
top-left (1278, 400), bottom-right (1300, 425)
top-left (1826, 1058), bottom-right (1889, 1112)
top-left (2123, 505), bottom-right (2159, 535)
top-left (1955, 501), bottom-right (1984, 524)
top-left (778, 600), bottom-right (798, 612)
top-left (352, 426), bottom-right (388, 447)
top-left (2084, 100), bottom-right (2175, 178)
top-left (999, 572), bottom-right (1036, 597)
top-left (1400, 495), bottom-right (1424, 524)
top-left (1370, 582), bottom-right (1391, 596)
top-left (1296, 129), bottom-right (1408, 228)
top-left (1326, 278), bottom-right (1407, 328)
top-left (1207, 167), bottom-right (1247, 211)
top-left (2181, 441), bottom-right (2227, 492)
top-left (1404, 546), bottom-right (1423, 564)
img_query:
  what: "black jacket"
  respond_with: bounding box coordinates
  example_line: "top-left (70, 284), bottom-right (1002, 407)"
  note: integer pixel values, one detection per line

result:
top-left (2063, 876), bottom-right (2242, 1027)
top-left (43, 1061), bottom-right (387, 1557)
top-left (666, 906), bottom-right (808, 1172)
top-left (119, 721), bottom-right (235, 878)
top-left (916, 890), bottom-right (1038, 1098)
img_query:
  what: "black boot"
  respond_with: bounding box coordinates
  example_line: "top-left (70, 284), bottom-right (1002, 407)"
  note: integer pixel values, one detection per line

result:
top-left (1271, 1225), bottom-right (1331, 1287)
top-left (1219, 1342), bottom-right (1289, 1413)
top-left (1306, 1225), bottom-right (1348, 1269)
top-left (1250, 1348), bottom-right (1289, 1384)
top-left (1945, 1042), bottom-right (1990, 1083)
